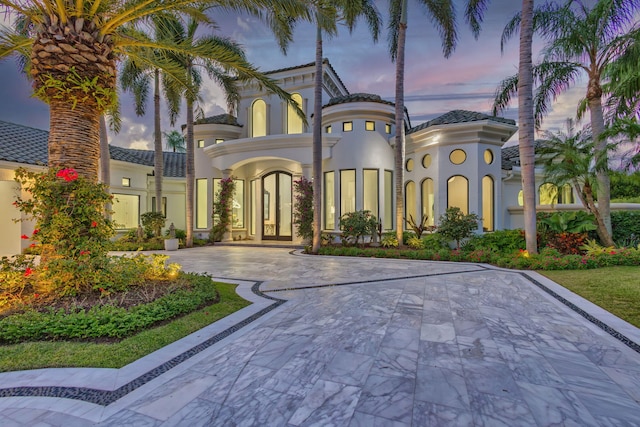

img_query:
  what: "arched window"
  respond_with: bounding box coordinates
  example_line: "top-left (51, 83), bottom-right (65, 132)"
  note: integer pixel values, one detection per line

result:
top-left (447, 175), bottom-right (469, 214)
top-left (287, 93), bottom-right (303, 134)
top-left (405, 181), bottom-right (416, 228)
top-left (252, 99), bottom-right (266, 137)
top-left (539, 183), bottom-right (558, 205)
top-left (421, 178), bottom-right (435, 226)
top-left (482, 176), bottom-right (494, 231)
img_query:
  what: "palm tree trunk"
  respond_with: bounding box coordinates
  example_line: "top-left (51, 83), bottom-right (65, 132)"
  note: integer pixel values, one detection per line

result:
top-left (394, 0), bottom-right (408, 247)
top-left (584, 181), bottom-right (615, 246)
top-left (518, 0), bottom-right (538, 254)
top-left (154, 69), bottom-right (164, 219)
top-left (185, 64), bottom-right (195, 248)
top-left (588, 91), bottom-right (613, 240)
top-left (311, 20), bottom-right (323, 254)
top-left (48, 98), bottom-right (100, 180)
top-left (99, 115), bottom-right (112, 219)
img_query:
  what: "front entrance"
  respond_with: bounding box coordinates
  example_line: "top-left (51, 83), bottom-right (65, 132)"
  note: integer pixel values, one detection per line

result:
top-left (262, 172), bottom-right (292, 241)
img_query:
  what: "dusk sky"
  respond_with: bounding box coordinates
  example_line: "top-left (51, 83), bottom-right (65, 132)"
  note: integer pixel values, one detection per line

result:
top-left (0, 0), bottom-right (590, 150)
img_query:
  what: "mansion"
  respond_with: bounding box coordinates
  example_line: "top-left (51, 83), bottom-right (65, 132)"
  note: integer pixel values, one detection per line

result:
top-left (1, 60), bottom-right (589, 256)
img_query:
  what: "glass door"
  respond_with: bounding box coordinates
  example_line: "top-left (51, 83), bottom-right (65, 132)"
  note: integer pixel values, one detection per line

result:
top-left (262, 172), bottom-right (292, 240)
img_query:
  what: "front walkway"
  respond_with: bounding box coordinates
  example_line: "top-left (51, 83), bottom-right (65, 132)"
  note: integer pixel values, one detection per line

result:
top-left (1, 247), bottom-right (639, 426)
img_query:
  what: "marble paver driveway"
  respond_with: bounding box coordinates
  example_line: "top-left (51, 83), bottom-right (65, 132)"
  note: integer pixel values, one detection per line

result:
top-left (1, 247), bottom-right (640, 426)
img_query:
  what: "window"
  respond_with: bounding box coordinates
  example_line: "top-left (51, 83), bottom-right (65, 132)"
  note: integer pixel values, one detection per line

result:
top-left (405, 158), bottom-right (414, 172)
top-left (250, 179), bottom-right (256, 235)
top-left (422, 154), bottom-right (432, 169)
top-left (421, 178), bottom-right (435, 226)
top-left (233, 180), bottom-right (244, 229)
top-left (518, 190), bottom-right (524, 206)
top-left (447, 175), bottom-right (469, 214)
top-left (385, 124), bottom-right (392, 134)
top-left (287, 93), bottom-right (304, 134)
top-left (122, 177), bottom-right (131, 187)
top-left (539, 183), bottom-right (557, 205)
top-left (340, 169), bottom-right (356, 215)
top-left (112, 194), bottom-right (139, 229)
top-left (384, 170), bottom-right (393, 230)
top-left (252, 99), bottom-right (267, 137)
top-left (449, 149), bottom-right (467, 165)
top-left (151, 196), bottom-right (167, 218)
top-left (197, 139), bottom-right (205, 148)
top-left (405, 181), bottom-right (416, 228)
top-left (326, 125), bottom-right (332, 134)
top-left (343, 121), bottom-right (353, 132)
top-left (559, 184), bottom-right (574, 204)
top-left (365, 121), bottom-right (375, 131)
top-left (196, 179), bottom-right (208, 229)
top-left (484, 149), bottom-right (494, 165)
top-left (215, 139), bottom-right (224, 144)
top-left (482, 176), bottom-right (494, 231)
top-left (324, 172), bottom-right (335, 229)
top-left (363, 169), bottom-right (379, 218)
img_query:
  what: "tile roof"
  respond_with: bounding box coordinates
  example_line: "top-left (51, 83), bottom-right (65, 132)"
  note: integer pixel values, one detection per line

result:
top-left (500, 141), bottom-right (543, 170)
top-left (264, 58), bottom-right (349, 96)
top-left (193, 114), bottom-right (242, 127)
top-left (408, 110), bottom-right (516, 134)
top-left (324, 93), bottom-right (395, 108)
top-left (0, 120), bottom-right (185, 177)
top-left (0, 120), bottom-right (49, 166)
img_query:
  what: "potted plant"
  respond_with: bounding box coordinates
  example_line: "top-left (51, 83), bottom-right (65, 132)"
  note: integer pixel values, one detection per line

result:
top-left (164, 222), bottom-right (179, 251)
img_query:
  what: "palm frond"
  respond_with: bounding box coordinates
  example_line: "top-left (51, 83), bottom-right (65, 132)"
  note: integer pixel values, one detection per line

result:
top-left (422, 0), bottom-right (457, 58)
top-left (532, 61), bottom-right (581, 128)
top-left (492, 74), bottom-right (518, 116)
top-left (386, 0), bottom-right (402, 62)
top-left (464, 0), bottom-right (489, 39)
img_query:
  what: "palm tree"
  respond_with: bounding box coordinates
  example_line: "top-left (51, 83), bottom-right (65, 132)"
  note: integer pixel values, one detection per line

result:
top-left (120, 16), bottom-right (184, 215)
top-left (493, 0), bottom-right (640, 239)
top-left (0, 0), bottom-right (311, 181)
top-left (538, 120), bottom-right (614, 245)
top-left (310, 1), bottom-right (382, 254)
top-left (164, 130), bottom-right (186, 152)
top-left (387, 0), bottom-right (489, 246)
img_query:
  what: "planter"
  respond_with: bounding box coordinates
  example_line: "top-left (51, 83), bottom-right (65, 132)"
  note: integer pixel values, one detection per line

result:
top-left (164, 238), bottom-right (179, 251)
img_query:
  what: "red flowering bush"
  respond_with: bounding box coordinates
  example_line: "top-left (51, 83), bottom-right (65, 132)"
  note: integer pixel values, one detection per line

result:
top-left (293, 177), bottom-right (313, 241)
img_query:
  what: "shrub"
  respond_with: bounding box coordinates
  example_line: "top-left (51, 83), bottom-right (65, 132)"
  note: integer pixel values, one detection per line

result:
top-left (421, 233), bottom-right (450, 250)
top-left (611, 211), bottom-right (640, 246)
top-left (437, 207), bottom-right (481, 250)
top-left (462, 229), bottom-right (525, 253)
top-left (545, 232), bottom-right (588, 255)
top-left (381, 233), bottom-right (399, 248)
top-left (406, 236), bottom-right (423, 249)
top-left (538, 211), bottom-right (597, 234)
top-left (339, 210), bottom-right (377, 246)
top-left (141, 212), bottom-right (165, 238)
top-left (165, 228), bottom-right (187, 241)
top-left (293, 177), bottom-right (313, 241)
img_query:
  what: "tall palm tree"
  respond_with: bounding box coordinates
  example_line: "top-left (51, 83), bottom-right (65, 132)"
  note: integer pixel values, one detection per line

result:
top-left (494, 0), bottom-right (640, 239)
top-left (538, 120), bottom-right (614, 245)
top-left (310, 1), bottom-right (381, 254)
top-left (387, 0), bottom-right (489, 246)
top-left (164, 130), bottom-right (186, 152)
top-left (120, 16), bottom-right (184, 215)
top-left (0, 0), bottom-right (311, 181)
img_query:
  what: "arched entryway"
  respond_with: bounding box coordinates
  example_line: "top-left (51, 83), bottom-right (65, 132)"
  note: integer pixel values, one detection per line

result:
top-left (262, 171), bottom-right (292, 241)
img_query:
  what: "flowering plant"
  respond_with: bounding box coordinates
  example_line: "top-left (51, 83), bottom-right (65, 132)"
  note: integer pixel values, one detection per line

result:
top-left (339, 210), bottom-right (378, 246)
top-left (293, 177), bottom-right (313, 241)
top-left (210, 177), bottom-right (235, 242)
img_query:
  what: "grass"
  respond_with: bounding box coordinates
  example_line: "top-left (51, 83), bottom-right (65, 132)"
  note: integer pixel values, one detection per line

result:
top-left (0, 282), bottom-right (249, 372)
top-left (541, 266), bottom-right (640, 328)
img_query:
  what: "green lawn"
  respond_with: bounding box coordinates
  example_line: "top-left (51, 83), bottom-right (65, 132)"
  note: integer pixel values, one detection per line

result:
top-left (540, 266), bottom-right (640, 328)
top-left (0, 282), bottom-right (249, 372)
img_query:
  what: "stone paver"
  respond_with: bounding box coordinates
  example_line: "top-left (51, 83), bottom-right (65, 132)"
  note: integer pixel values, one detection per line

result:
top-left (1, 247), bottom-right (639, 426)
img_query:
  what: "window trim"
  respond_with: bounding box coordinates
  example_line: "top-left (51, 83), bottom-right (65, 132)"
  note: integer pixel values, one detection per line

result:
top-left (362, 168), bottom-right (379, 219)
top-left (365, 121), bottom-right (375, 131)
top-left (447, 175), bottom-right (469, 214)
top-left (342, 121), bottom-right (353, 132)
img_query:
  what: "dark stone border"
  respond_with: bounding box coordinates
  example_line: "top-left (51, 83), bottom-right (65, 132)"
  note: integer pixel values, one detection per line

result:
top-left (0, 282), bottom-right (286, 406)
top-left (520, 272), bottom-right (640, 354)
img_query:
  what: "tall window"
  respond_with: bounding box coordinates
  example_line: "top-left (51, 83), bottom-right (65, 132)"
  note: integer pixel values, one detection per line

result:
top-left (287, 93), bottom-right (304, 134)
top-left (559, 184), bottom-right (574, 204)
top-left (151, 196), bottom-right (167, 218)
top-left (340, 169), bottom-right (356, 215)
top-left (196, 179), bottom-right (208, 229)
top-left (363, 169), bottom-right (379, 218)
top-left (250, 179), bottom-right (256, 235)
top-left (112, 194), bottom-right (139, 229)
top-left (405, 181), bottom-right (416, 228)
top-left (233, 180), bottom-right (245, 229)
top-left (447, 175), bottom-right (469, 214)
top-left (482, 176), bottom-right (494, 231)
top-left (252, 99), bottom-right (266, 137)
top-left (539, 183), bottom-right (557, 205)
top-left (324, 172), bottom-right (335, 229)
top-left (384, 170), bottom-right (393, 230)
top-left (421, 178), bottom-right (435, 226)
